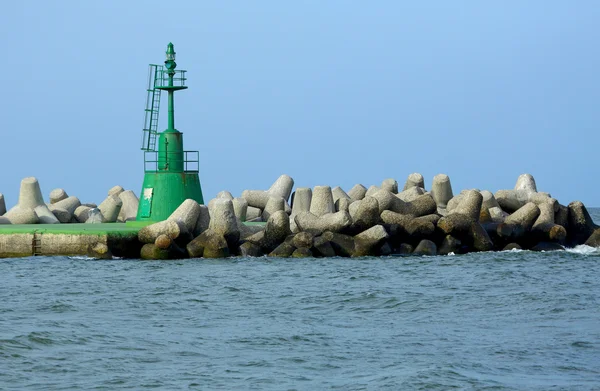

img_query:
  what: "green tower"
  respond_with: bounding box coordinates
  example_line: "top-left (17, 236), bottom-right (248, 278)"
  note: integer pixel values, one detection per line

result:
top-left (136, 43), bottom-right (204, 222)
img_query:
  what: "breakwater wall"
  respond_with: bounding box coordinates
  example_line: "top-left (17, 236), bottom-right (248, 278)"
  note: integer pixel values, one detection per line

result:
top-left (1, 174), bottom-right (599, 259)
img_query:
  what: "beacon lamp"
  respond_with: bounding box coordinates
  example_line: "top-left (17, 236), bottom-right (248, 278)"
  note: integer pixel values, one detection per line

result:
top-left (165, 42), bottom-right (176, 71)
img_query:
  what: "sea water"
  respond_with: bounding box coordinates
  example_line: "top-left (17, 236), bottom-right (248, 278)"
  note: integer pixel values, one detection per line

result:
top-left (1, 210), bottom-right (599, 390)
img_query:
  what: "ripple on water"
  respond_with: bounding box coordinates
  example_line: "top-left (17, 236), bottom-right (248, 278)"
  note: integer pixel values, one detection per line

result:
top-left (1, 246), bottom-right (600, 390)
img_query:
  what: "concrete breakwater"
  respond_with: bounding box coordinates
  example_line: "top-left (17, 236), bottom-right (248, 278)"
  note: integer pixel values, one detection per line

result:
top-left (137, 173), bottom-right (600, 259)
top-left (0, 177), bottom-right (141, 258)
top-left (1, 174), bottom-right (599, 259)
top-left (0, 177), bottom-right (139, 225)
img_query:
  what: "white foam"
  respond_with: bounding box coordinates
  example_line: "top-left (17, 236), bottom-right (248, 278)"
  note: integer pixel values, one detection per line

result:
top-left (565, 245), bottom-right (599, 255)
top-left (501, 248), bottom-right (525, 253)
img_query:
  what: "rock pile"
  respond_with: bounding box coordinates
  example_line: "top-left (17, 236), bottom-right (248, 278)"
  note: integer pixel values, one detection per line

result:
top-left (136, 173), bottom-right (600, 259)
top-left (0, 177), bottom-right (139, 224)
top-left (2, 173), bottom-right (598, 259)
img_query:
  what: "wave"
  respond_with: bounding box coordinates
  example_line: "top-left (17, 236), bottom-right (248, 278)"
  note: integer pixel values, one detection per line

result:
top-left (565, 245), bottom-right (600, 255)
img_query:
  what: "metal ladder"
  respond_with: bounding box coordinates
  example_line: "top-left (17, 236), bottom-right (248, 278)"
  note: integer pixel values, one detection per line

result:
top-left (141, 64), bottom-right (163, 151)
top-left (32, 232), bottom-right (42, 256)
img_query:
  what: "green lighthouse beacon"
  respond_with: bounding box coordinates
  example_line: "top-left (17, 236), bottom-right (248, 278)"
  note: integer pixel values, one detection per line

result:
top-left (136, 43), bottom-right (204, 222)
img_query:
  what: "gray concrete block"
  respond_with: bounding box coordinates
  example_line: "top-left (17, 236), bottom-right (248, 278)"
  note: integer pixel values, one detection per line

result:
top-left (381, 179), bottom-right (399, 194)
top-left (0, 193), bottom-right (5, 216)
top-left (241, 190), bottom-right (271, 209)
top-left (187, 228), bottom-right (229, 258)
top-left (354, 225), bottom-right (389, 256)
top-left (98, 195), bottom-right (122, 223)
top-left (291, 247), bottom-right (313, 258)
top-left (216, 190), bottom-right (234, 200)
top-left (365, 185), bottom-right (380, 197)
top-left (18, 177), bottom-right (45, 209)
top-left (403, 173), bottom-right (425, 191)
top-left (140, 243), bottom-right (171, 260)
top-left (438, 235), bottom-right (462, 255)
top-left (118, 190), bottom-right (139, 222)
top-left (168, 199), bottom-right (202, 233)
top-left (293, 232), bottom-right (314, 249)
top-left (450, 190), bottom-right (483, 221)
top-left (332, 186), bottom-right (351, 203)
top-left (480, 190), bottom-right (500, 211)
top-left (335, 198), bottom-right (351, 213)
top-left (108, 185), bottom-right (125, 197)
top-left (268, 174), bottom-right (294, 202)
top-left (446, 193), bottom-right (464, 213)
top-left (74, 205), bottom-right (92, 223)
top-left (52, 196), bottom-right (82, 215)
top-left (312, 235), bottom-right (336, 257)
top-left (262, 196), bottom-right (285, 221)
top-left (309, 186), bottom-right (335, 217)
top-left (49, 189), bottom-right (68, 204)
top-left (396, 243), bottom-right (414, 255)
top-left (5, 207), bottom-right (39, 224)
top-left (430, 174), bottom-right (453, 209)
top-left (348, 200), bottom-right (361, 220)
top-left (294, 211), bottom-right (352, 236)
top-left (323, 231), bottom-right (355, 257)
top-left (246, 206), bottom-right (262, 222)
top-left (528, 192), bottom-right (553, 206)
top-left (232, 197), bottom-right (248, 222)
top-left (405, 194), bottom-right (437, 217)
top-left (155, 234), bottom-right (173, 250)
top-left (348, 184), bottom-right (367, 201)
top-left (555, 204), bottom-right (569, 229)
top-left (262, 210), bottom-right (292, 252)
top-left (352, 196), bottom-right (380, 231)
top-left (415, 214), bottom-right (441, 226)
top-left (372, 189), bottom-right (406, 214)
top-left (533, 201), bottom-right (555, 227)
top-left (531, 222), bottom-right (567, 244)
top-left (34, 204), bottom-right (60, 224)
top-left (437, 213), bottom-right (474, 236)
top-left (238, 241), bottom-right (263, 257)
top-left (396, 186), bottom-right (425, 202)
top-left (291, 188), bottom-right (312, 215)
top-left (515, 173), bottom-right (537, 193)
top-left (85, 208), bottom-right (103, 224)
top-left (194, 205), bottom-right (211, 237)
top-left (52, 207), bottom-right (72, 223)
top-left (413, 239), bottom-right (437, 256)
top-left (505, 202), bottom-right (540, 232)
top-left (470, 221), bottom-right (494, 252)
top-left (238, 221), bottom-right (264, 240)
top-left (208, 199), bottom-right (240, 248)
top-left (567, 201), bottom-right (597, 245)
top-left (380, 210), bottom-right (412, 226)
top-left (0, 216), bottom-right (10, 224)
top-left (139, 219), bottom-right (184, 243)
top-left (268, 242), bottom-right (296, 258)
top-left (494, 190), bottom-right (526, 213)
top-left (489, 206), bottom-right (508, 223)
top-left (585, 228), bottom-right (600, 247)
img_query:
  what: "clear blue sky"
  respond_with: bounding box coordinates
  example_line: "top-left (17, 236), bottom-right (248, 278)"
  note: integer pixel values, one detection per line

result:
top-left (2, 1), bottom-right (599, 208)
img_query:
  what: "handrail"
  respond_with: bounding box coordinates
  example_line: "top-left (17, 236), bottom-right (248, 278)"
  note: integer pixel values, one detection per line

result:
top-left (154, 69), bottom-right (187, 88)
top-left (144, 150), bottom-right (199, 172)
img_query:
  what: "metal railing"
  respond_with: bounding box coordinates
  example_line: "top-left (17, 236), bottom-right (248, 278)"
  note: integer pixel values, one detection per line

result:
top-left (144, 150), bottom-right (199, 172)
top-left (154, 69), bottom-right (187, 88)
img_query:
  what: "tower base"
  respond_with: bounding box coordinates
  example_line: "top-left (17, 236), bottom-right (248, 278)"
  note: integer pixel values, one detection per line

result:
top-left (136, 171), bottom-right (204, 222)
